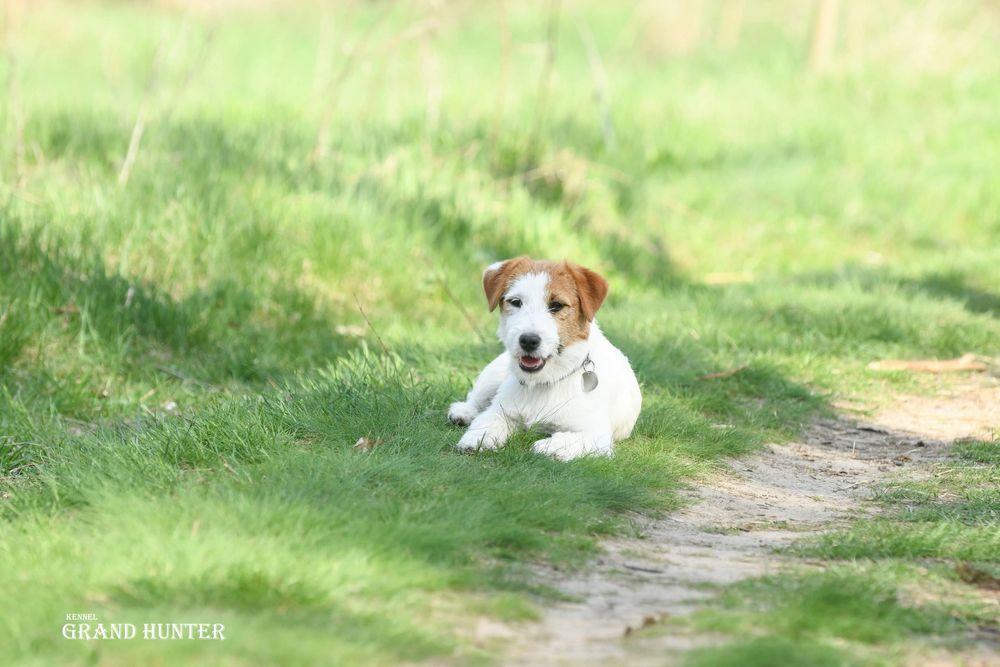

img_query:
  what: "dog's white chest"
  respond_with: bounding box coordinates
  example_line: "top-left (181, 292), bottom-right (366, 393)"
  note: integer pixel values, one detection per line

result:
top-left (517, 380), bottom-right (594, 433)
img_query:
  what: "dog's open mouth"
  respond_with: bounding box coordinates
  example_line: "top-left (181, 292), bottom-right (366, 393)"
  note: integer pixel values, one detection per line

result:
top-left (519, 355), bottom-right (546, 373)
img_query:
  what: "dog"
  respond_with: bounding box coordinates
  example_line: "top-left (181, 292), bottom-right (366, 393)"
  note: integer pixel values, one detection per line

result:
top-left (448, 256), bottom-right (642, 460)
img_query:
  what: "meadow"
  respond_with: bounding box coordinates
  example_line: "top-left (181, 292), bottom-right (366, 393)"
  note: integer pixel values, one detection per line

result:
top-left (1, 1), bottom-right (998, 664)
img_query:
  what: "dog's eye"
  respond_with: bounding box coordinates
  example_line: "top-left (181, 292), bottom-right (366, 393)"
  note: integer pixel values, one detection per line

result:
top-left (507, 298), bottom-right (522, 308)
top-left (548, 302), bottom-right (565, 313)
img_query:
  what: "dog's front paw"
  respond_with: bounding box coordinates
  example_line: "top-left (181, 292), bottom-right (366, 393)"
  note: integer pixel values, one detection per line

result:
top-left (456, 430), bottom-right (503, 453)
top-left (447, 401), bottom-right (479, 426)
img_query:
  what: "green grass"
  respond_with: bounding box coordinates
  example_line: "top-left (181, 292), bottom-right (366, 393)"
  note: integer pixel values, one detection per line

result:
top-left (681, 441), bottom-right (999, 664)
top-left (684, 637), bottom-right (856, 667)
top-left (676, 565), bottom-right (998, 666)
top-left (804, 444), bottom-right (999, 561)
top-left (694, 567), bottom-right (986, 642)
top-left (1, 0), bottom-right (1000, 664)
top-left (956, 439), bottom-right (1000, 465)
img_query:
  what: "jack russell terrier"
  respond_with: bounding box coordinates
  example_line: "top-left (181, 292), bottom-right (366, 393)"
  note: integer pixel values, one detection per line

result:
top-left (448, 256), bottom-right (642, 460)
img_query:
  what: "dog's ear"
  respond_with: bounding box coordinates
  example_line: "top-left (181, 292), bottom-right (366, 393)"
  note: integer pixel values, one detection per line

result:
top-left (568, 263), bottom-right (609, 321)
top-left (483, 256), bottom-right (531, 311)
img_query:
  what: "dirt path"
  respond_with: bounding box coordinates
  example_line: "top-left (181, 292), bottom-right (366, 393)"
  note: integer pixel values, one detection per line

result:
top-left (497, 379), bottom-right (999, 666)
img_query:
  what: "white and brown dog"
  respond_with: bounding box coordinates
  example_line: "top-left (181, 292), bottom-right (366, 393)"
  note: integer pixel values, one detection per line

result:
top-left (448, 256), bottom-right (642, 460)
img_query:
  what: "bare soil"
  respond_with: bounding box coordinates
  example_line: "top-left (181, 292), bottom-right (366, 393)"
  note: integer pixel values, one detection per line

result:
top-left (487, 377), bottom-right (999, 666)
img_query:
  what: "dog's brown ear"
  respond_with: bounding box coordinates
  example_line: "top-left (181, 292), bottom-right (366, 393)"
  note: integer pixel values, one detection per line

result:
top-left (568, 263), bottom-right (609, 321)
top-left (483, 256), bottom-right (531, 311)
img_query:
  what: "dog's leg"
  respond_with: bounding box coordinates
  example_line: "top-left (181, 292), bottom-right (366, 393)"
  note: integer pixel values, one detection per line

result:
top-left (456, 402), bottom-right (517, 453)
top-left (448, 353), bottom-right (509, 426)
top-left (531, 431), bottom-right (613, 461)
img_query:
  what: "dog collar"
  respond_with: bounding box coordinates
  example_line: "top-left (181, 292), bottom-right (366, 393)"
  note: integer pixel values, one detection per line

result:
top-left (519, 355), bottom-right (598, 392)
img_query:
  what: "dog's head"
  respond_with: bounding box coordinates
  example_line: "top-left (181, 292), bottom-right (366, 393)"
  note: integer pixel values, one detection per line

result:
top-left (482, 256), bottom-right (608, 383)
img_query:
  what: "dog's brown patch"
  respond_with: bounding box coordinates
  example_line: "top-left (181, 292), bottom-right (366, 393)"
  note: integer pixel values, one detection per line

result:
top-left (482, 257), bottom-right (609, 345)
top-left (483, 256), bottom-right (532, 311)
top-left (545, 262), bottom-right (607, 344)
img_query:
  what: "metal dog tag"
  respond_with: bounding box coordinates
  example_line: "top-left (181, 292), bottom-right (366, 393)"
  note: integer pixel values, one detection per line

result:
top-left (581, 358), bottom-right (598, 392)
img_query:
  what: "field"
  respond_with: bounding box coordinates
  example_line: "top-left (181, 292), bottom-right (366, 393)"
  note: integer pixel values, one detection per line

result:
top-left (1, 1), bottom-right (999, 665)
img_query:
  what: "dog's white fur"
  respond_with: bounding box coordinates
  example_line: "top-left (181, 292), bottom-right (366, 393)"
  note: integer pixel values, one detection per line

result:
top-left (449, 261), bottom-right (642, 460)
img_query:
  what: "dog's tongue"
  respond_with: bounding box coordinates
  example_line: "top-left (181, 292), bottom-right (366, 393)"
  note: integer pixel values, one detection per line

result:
top-left (520, 356), bottom-right (543, 369)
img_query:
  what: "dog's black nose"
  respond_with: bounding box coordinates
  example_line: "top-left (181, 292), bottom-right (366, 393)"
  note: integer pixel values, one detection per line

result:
top-left (519, 333), bottom-right (541, 352)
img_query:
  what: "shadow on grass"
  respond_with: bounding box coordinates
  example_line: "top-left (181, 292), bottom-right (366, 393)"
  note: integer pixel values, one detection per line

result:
top-left (0, 219), bottom-right (356, 386)
top-left (24, 110), bottom-right (686, 291)
top-left (908, 271), bottom-right (1000, 319)
top-left (793, 266), bottom-right (1000, 322)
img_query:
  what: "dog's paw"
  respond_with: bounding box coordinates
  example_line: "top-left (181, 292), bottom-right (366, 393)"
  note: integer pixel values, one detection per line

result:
top-left (456, 430), bottom-right (503, 453)
top-left (532, 433), bottom-right (612, 461)
top-left (531, 435), bottom-right (577, 461)
top-left (447, 401), bottom-right (479, 426)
